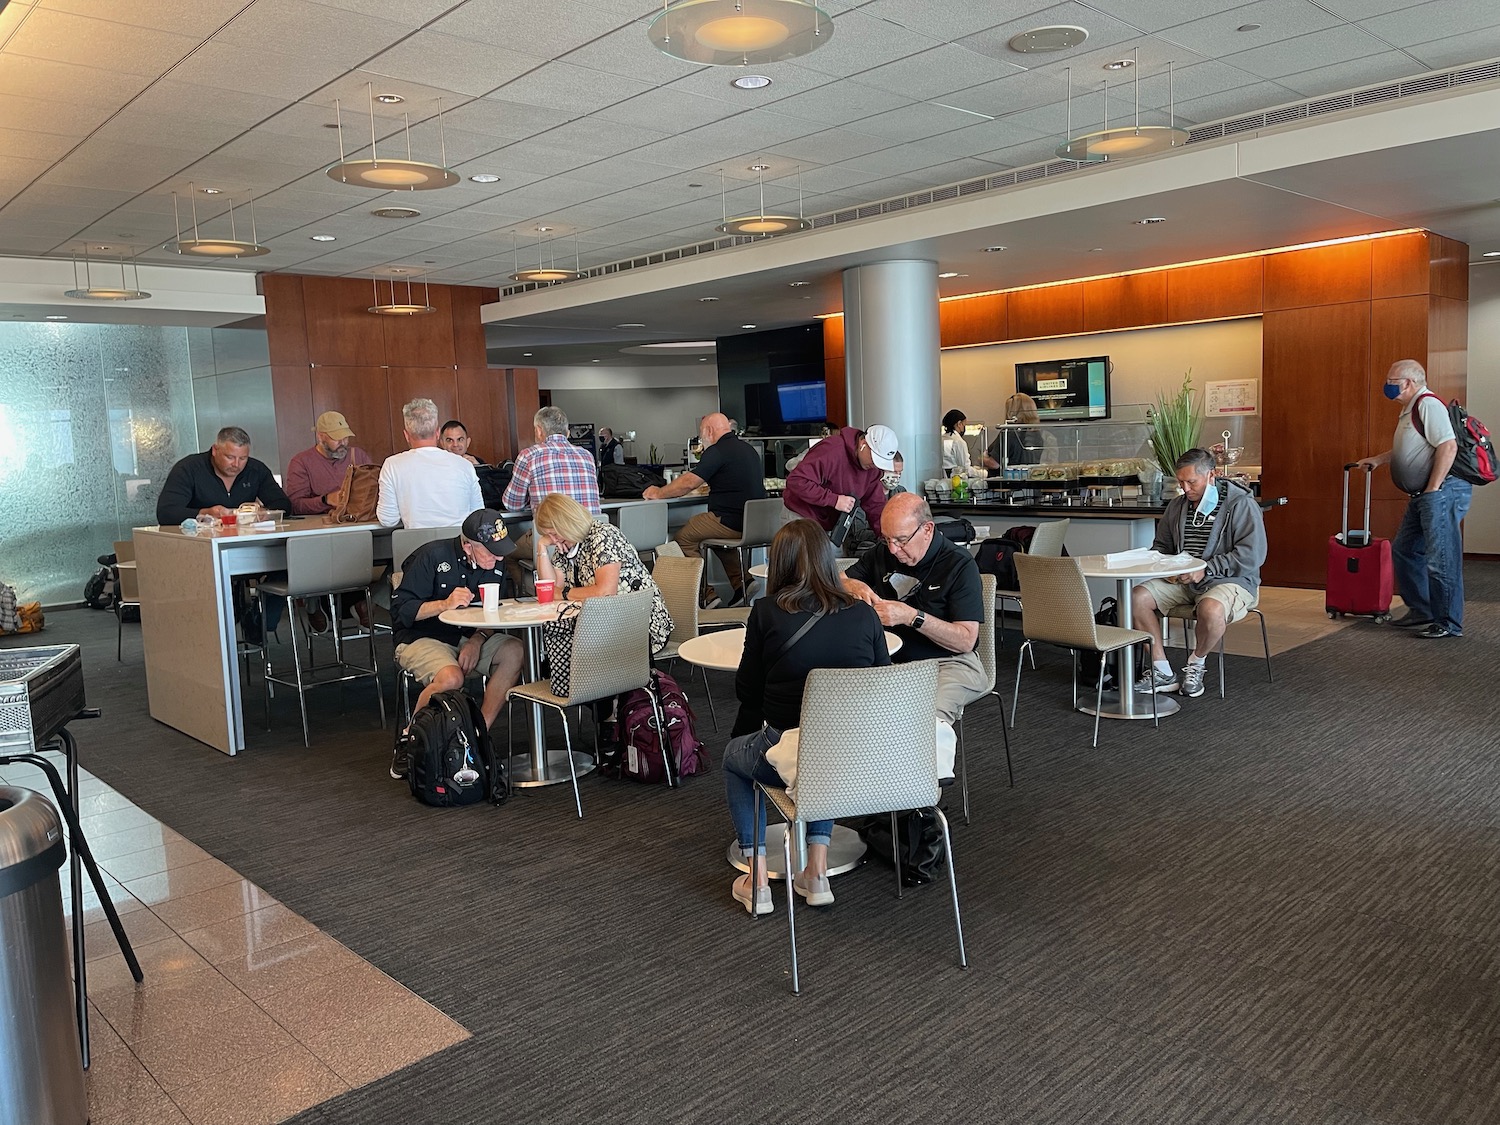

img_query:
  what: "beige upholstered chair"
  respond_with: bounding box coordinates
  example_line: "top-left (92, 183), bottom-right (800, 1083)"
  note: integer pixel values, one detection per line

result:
top-left (1010, 553), bottom-right (1156, 748)
top-left (1163, 603), bottom-right (1273, 697)
top-left (650, 555), bottom-right (744, 730)
top-left (257, 530), bottom-right (385, 746)
top-left (752, 661), bottom-right (965, 993)
top-left (507, 589), bottom-right (662, 818)
top-left (700, 498), bottom-right (788, 603)
top-left (953, 574), bottom-right (1012, 823)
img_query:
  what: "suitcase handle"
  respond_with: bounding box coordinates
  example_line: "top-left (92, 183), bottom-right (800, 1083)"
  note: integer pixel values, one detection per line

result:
top-left (1340, 462), bottom-right (1374, 543)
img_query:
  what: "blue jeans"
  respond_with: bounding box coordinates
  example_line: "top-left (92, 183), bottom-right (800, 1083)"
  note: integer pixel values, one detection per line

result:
top-left (723, 726), bottom-right (832, 856)
top-left (1392, 476), bottom-right (1472, 632)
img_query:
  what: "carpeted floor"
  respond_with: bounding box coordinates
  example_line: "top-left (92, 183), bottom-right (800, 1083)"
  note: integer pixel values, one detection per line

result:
top-left (8, 565), bottom-right (1499, 1125)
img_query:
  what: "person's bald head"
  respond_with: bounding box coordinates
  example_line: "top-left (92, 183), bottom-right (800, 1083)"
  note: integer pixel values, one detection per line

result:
top-left (700, 412), bottom-right (732, 446)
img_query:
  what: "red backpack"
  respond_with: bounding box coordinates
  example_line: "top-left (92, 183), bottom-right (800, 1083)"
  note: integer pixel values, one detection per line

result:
top-left (1412, 392), bottom-right (1496, 486)
top-left (608, 671), bottom-right (707, 785)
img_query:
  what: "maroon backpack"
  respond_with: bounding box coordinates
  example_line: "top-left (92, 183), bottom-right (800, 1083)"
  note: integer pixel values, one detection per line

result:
top-left (612, 671), bottom-right (707, 785)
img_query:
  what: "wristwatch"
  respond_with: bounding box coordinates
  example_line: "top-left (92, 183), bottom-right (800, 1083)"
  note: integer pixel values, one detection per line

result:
top-left (912, 611), bottom-right (927, 630)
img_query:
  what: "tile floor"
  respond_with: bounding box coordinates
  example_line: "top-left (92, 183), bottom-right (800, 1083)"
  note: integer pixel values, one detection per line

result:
top-left (0, 752), bottom-right (469, 1125)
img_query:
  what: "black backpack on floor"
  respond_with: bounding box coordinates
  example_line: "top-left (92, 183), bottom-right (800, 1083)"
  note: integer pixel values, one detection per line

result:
top-left (975, 537), bottom-right (1025, 591)
top-left (407, 691), bottom-right (504, 807)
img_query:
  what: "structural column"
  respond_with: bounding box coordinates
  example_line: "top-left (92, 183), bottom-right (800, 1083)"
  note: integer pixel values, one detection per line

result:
top-left (842, 260), bottom-right (941, 489)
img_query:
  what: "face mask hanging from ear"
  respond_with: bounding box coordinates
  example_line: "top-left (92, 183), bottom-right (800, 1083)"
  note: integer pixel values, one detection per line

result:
top-left (1195, 481), bottom-right (1220, 520)
top-left (1383, 383), bottom-right (1402, 400)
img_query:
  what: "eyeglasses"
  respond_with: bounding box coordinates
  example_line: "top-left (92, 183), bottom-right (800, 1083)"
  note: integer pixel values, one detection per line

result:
top-left (884, 523), bottom-right (928, 548)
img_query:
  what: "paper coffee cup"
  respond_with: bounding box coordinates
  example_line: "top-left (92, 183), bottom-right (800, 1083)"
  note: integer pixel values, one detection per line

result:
top-left (480, 583), bottom-right (500, 612)
top-left (535, 580), bottom-right (555, 604)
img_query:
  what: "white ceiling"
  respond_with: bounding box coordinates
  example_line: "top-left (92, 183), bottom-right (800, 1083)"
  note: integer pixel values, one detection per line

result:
top-left (2, 0), bottom-right (1500, 360)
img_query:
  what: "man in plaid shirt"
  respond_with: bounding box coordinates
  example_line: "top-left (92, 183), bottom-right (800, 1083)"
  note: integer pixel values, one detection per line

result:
top-left (503, 406), bottom-right (602, 588)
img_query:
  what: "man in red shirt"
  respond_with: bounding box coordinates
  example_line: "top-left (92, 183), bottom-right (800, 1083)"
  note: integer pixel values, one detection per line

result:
top-left (784, 423), bottom-right (899, 534)
top-left (284, 411), bottom-right (373, 516)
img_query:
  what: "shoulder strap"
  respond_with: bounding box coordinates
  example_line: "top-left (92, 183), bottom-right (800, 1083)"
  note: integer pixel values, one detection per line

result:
top-left (771, 610), bottom-right (825, 669)
top-left (1410, 391), bottom-right (1441, 438)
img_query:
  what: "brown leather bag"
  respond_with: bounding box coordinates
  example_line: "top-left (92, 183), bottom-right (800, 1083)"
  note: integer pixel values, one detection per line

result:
top-left (329, 463), bottom-right (381, 523)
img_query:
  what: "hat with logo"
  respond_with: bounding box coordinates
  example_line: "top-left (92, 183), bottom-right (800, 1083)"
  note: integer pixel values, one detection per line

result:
top-left (461, 509), bottom-right (516, 556)
top-left (314, 411), bottom-right (355, 440)
top-left (863, 424), bottom-right (899, 471)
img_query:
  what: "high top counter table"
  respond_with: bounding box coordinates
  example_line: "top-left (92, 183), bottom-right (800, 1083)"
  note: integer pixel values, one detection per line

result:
top-left (134, 518), bottom-right (393, 756)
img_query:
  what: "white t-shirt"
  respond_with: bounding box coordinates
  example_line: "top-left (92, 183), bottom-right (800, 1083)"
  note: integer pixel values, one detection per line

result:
top-left (941, 433), bottom-right (971, 474)
top-left (1391, 393), bottom-right (1456, 494)
top-left (377, 447), bottom-right (483, 528)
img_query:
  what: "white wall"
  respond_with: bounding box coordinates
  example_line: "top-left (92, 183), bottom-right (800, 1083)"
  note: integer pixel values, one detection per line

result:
top-left (1466, 265), bottom-right (1500, 553)
top-left (940, 318), bottom-right (1265, 461)
top-left (538, 364), bottom-right (718, 466)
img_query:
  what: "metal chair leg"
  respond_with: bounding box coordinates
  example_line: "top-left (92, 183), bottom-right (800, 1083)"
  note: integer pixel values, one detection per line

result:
top-left (699, 663), bottom-right (718, 731)
top-left (1217, 635), bottom-right (1226, 700)
top-left (890, 811), bottom-right (903, 900)
top-left (366, 587), bottom-right (386, 729)
top-left (956, 716), bottom-right (970, 825)
top-left (783, 818), bottom-right (798, 995)
top-left (934, 807), bottom-right (967, 968)
top-left (991, 690), bottom-right (1015, 788)
top-left (556, 708), bottom-right (582, 819)
top-left (1092, 660), bottom-right (1106, 747)
top-left (1256, 608), bottom-right (1274, 682)
top-left (1010, 643), bottom-right (1028, 729)
top-left (259, 590), bottom-right (273, 732)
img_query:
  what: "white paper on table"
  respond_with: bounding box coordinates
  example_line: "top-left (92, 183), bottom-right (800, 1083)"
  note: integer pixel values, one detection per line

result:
top-left (1103, 548), bottom-right (1157, 568)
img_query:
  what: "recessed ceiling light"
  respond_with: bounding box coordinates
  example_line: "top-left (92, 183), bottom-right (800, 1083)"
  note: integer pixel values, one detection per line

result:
top-left (375, 93), bottom-right (404, 104)
top-left (741, 324), bottom-right (757, 329)
top-left (1008, 25), bottom-right (1087, 53)
top-left (390, 268), bottom-right (408, 274)
top-left (638, 341), bottom-right (715, 350)
top-left (788, 280), bottom-right (810, 287)
top-left (592, 358), bottom-right (601, 363)
top-left (199, 186), bottom-right (223, 194)
top-left (1103, 58), bottom-right (1133, 70)
top-left (687, 182), bottom-right (704, 188)
top-left (982, 245), bottom-right (1007, 252)
top-left (938, 271), bottom-right (960, 278)
top-left (749, 163), bottom-right (771, 172)
top-left (534, 225), bottom-right (553, 232)
top-left (698, 296), bottom-right (719, 302)
top-left (1089, 247), bottom-right (1105, 252)
top-left (94, 245), bottom-right (112, 251)
top-left (731, 75), bottom-right (773, 90)
top-left (45, 314), bottom-right (68, 320)
top-left (323, 122), bottom-right (343, 129)
top-left (523, 352), bottom-right (533, 356)
top-left (372, 207), bottom-right (421, 219)
top-left (469, 173), bottom-right (499, 183)
top-left (1135, 217), bottom-right (1167, 225)
top-left (1484, 251), bottom-right (1500, 258)
top-left (1237, 23), bottom-right (1261, 32)
top-left (616, 322), bottom-right (646, 329)
top-left (309, 234), bottom-right (336, 242)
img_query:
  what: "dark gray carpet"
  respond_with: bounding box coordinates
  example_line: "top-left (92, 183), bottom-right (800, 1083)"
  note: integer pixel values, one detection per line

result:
top-left (9, 567), bottom-right (1499, 1125)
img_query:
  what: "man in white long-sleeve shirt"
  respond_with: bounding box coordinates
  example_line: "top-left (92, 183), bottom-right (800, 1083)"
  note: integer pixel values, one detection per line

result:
top-left (377, 397), bottom-right (483, 529)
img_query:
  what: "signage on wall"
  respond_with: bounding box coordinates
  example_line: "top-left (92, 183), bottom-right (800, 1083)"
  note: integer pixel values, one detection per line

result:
top-left (1204, 379), bottom-right (1259, 416)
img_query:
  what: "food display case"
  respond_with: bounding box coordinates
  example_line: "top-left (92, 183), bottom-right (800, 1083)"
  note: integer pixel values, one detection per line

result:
top-left (988, 406), bottom-right (1158, 501)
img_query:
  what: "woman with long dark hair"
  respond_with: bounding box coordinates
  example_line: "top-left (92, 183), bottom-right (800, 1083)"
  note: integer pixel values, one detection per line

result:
top-left (723, 519), bottom-right (889, 914)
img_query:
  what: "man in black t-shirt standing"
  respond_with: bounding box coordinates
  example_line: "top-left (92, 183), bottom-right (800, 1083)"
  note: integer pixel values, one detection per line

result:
top-left (843, 493), bottom-right (987, 725)
top-left (645, 412), bottom-right (766, 606)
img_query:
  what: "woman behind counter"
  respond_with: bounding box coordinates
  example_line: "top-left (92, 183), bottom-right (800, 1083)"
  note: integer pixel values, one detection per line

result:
top-left (984, 392), bottom-right (1049, 470)
top-left (940, 409), bottom-right (972, 474)
top-left (722, 519), bottom-right (890, 915)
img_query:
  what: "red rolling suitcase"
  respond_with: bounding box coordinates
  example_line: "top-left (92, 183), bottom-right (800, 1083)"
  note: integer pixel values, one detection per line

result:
top-left (1326, 463), bottom-right (1393, 621)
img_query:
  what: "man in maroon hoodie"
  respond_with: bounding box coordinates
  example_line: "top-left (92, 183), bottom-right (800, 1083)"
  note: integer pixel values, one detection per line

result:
top-left (784, 423), bottom-right (899, 532)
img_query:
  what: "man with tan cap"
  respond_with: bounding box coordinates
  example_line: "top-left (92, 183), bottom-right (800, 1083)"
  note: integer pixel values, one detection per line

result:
top-left (285, 410), bottom-right (373, 516)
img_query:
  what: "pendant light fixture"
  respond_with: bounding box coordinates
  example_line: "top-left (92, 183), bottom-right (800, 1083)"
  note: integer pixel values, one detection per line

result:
top-left (168, 186), bottom-right (269, 257)
top-left (510, 229), bottom-right (581, 284)
top-left (327, 85), bottom-right (459, 191)
top-left (648, 0), bottom-right (833, 66)
top-left (1055, 55), bottom-right (1188, 162)
top-left (64, 249), bottom-right (151, 301)
top-left (367, 273), bottom-right (436, 316)
top-left (716, 163), bottom-right (809, 236)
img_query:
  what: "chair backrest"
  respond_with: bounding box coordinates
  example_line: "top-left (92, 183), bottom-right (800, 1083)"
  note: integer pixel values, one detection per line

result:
top-left (794, 662), bottom-right (941, 822)
top-left (1028, 519), bottom-right (1070, 557)
top-left (975, 574), bottom-right (997, 693)
top-left (283, 530), bottom-right (375, 597)
top-left (393, 526), bottom-right (459, 572)
top-left (1013, 554), bottom-right (1100, 650)
top-left (739, 498), bottom-right (790, 545)
top-left (651, 554), bottom-right (703, 646)
top-left (113, 539), bottom-right (135, 564)
top-left (562, 589), bottom-right (656, 704)
top-left (613, 501), bottom-right (669, 553)
top-left (118, 562), bottom-right (140, 602)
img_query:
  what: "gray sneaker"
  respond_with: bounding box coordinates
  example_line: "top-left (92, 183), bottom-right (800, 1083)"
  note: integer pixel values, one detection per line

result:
top-left (1134, 667), bottom-right (1178, 695)
top-left (1181, 662), bottom-right (1206, 698)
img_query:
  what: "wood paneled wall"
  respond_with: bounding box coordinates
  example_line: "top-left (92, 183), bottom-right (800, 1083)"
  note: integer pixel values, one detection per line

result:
top-left (261, 275), bottom-right (535, 468)
top-left (822, 230), bottom-right (1469, 587)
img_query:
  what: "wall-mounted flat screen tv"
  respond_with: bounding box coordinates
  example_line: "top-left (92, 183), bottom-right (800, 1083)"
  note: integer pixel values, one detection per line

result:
top-left (776, 380), bottom-right (827, 424)
top-left (1015, 356), bottom-right (1111, 420)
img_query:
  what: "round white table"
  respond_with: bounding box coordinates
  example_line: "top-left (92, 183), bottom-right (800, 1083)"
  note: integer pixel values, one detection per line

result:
top-left (675, 625), bottom-right (902, 880)
top-left (1073, 552), bottom-right (1204, 721)
top-left (440, 601), bottom-right (593, 787)
top-left (746, 557), bottom-right (858, 581)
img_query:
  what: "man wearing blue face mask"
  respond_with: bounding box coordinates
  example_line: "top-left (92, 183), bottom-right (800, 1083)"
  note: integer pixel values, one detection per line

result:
top-left (1356, 359), bottom-right (1470, 639)
top-left (1130, 448), bottom-right (1268, 698)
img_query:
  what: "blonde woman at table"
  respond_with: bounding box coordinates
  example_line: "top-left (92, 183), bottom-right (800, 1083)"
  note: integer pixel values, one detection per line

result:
top-left (724, 519), bottom-right (890, 915)
top-left (532, 492), bottom-right (672, 697)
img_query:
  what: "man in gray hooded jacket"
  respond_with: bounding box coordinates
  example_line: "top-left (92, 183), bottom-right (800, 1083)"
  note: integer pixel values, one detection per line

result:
top-left (1131, 448), bottom-right (1267, 698)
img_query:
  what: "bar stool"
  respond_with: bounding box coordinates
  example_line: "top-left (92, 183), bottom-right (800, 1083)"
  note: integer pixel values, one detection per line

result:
top-left (612, 501), bottom-right (669, 568)
top-left (700, 498), bottom-right (787, 601)
top-left (258, 529), bottom-right (385, 746)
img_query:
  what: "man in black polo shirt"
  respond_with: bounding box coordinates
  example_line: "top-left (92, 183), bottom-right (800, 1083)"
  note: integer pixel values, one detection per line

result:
top-left (389, 509), bottom-right (526, 780)
top-left (645, 412), bottom-right (766, 607)
top-left (843, 492), bottom-right (987, 725)
top-left (156, 426), bottom-right (292, 525)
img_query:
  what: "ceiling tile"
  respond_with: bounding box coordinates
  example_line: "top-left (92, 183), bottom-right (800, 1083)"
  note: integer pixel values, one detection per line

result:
top-left (1167, 79), bottom-right (1300, 124)
top-left (447, 97), bottom-right (576, 141)
top-left (663, 61), bottom-right (836, 107)
top-left (484, 136), bottom-right (596, 178)
top-left (1406, 24), bottom-right (1500, 70)
top-left (0, 91), bottom-right (108, 135)
top-left (168, 42), bottom-right (351, 101)
top-left (1152, 0), bottom-right (1342, 58)
top-left (488, 60), bottom-right (655, 115)
top-left (431, 0), bottom-right (629, 56)
top-left (38, 0), bottom-right (247, 36)
top-left (1091, 0), bottom-right (1250, 34)
top-left (593, 88), bottom-right (742, 133)
top-left (848, 102), bottom-right (992, 146)
top-left (1317, 0), bottom-right (1443, 18)
top-left (0, 53), bottom-right (153, 105)
top-left (765, 127), bottom-right (893, 165)
top-left (796, 8), bottom-right (947, 80)
top-left (125, 80), bottom-right (294, 127)
top-left (1275, 50), bottom-right (1428, 97)
top-left (269, 0), bottom-right (459, 29)
top-left (1223, 25), bottom-right (1393, 79)
top-left (212, 0), bottom-right (413, 66)
top-left (762, 79), bottom-right (914, 126)
top-left (958, 2), bottom-right (1144, 66)
top-left (915, 115), bottom-right (1055, 159)
top-left (860, 0), bottom-right (1020, 40)
top-left (1360, 0), bottom-right (1500, 47)
top-left (6, 8), bottom-right (201, 76)
top-left (0, 125), bottom-right (77, 162)
top-left (851, 44), bottom-right (1027, 102)
top-left (936, 68), bottom-right (1075, 120)
top-left (361, 30), bottom-right (549, 98)
top-left (971, 137), bottom-right (1060, 170)
top-left (560, 24), bottom-right (707, 85)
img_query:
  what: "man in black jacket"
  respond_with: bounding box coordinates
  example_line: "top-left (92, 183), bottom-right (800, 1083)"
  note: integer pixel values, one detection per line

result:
top-left (156, 426), bottom-right (291, 525)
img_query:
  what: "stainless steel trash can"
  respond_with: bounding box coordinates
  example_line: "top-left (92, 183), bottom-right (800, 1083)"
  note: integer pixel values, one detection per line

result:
top-left (0, 786), bottom-right (87, 1125)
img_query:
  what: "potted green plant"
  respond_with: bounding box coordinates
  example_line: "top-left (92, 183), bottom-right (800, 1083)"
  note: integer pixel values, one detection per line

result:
top-left (1146, 370), bottom-right (1200, 497)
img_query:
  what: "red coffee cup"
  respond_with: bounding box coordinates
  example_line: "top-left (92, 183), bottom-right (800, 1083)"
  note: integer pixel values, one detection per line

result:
top-left (535, 579), bottom-right (555, 604)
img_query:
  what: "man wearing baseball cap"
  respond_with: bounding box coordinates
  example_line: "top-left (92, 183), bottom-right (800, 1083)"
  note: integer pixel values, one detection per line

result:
top-left (284, 410), bottom-right (373, 516)
top-left (785, 422), bottom-right (900, 535)
top-left (388, 509), bottom-right (525, 780)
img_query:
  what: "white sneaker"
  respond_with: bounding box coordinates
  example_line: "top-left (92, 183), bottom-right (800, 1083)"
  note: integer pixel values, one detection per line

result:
top-left (1181, 662), bottom-right (1206, 698)
top-left (1134, 667), bottom-right (1178, 694)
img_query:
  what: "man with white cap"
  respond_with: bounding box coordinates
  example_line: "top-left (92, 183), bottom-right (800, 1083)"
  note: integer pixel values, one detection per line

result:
top-left (784, 422), bottom-right (900, 535)
top-left (284, 410), bottom-right (373, 516)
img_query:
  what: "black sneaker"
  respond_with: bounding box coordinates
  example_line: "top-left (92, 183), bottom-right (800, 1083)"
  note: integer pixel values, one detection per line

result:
top-left (390, 731), bottom-right (411, 780)
top-left (1391, 613), bottom-right (1432, 628)
top-left (1416, 624), bottom-right (1461, 639)
top-left (700, 593), bottom-right (722, 610)
top-left (726, 587), bottom-right (747, 608)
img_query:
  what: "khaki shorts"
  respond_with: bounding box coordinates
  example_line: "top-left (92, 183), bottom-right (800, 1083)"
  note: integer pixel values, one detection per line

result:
top-left (1137, 578), bottom-right (1257, 624)
top-left (395, 633), bottom-right (519, 685)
